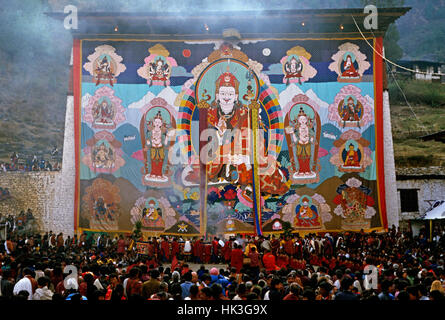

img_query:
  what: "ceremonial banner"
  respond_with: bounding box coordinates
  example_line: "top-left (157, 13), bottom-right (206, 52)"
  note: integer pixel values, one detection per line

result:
top-left (74, 37), bottom-right (387, 236)
top-left (135, 241), bottom-right (149, 255)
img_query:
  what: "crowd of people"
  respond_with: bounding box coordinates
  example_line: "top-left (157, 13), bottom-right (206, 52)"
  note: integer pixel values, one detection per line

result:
top-left (0, 225), bottom-right (444, 301)
top-left (0, 150), bottom-right (61, 173)
top-left (0, 209), bottom-right (37, 235)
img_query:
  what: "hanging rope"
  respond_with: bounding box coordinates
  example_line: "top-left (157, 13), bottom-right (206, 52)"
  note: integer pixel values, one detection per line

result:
top-left (351, 15), bottom-right (445, 77)
top-left (351, 15), bottom-right (433, 136)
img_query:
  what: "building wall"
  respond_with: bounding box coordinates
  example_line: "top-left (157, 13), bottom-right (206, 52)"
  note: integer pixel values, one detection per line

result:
top-left (383, 90), bottom-right (399, 229)
top-left (397, 179), bottom-right (445, 220)
top-left (0, 96), bottom-right (75, 236)
top-left (0, 171), bottom-right (61, 233)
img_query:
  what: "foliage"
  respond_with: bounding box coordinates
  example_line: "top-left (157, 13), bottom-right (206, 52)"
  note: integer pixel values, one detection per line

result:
top-left (389, 79), bottom-right (445, 108)
top-left (133, 220), bottom-right (142, 238)
top-left (282, 221), bottom-right (294, 238)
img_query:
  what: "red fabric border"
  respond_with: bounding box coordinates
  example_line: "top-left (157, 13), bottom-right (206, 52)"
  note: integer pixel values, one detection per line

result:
top-left (374, 37), bottom-right (388, 230)
top-left (73, 39), bottom-right (81, 232)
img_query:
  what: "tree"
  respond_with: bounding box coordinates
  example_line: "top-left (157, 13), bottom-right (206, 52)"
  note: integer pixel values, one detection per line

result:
top-left (384, 23), bottom-right (404, 62)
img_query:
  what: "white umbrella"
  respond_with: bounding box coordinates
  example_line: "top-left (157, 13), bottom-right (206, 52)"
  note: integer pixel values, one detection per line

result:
top-left (422, 200), bottom-right (445, 220)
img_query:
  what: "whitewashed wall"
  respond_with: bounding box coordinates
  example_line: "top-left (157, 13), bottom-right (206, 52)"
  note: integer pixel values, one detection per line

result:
top-left (383, 90), bottom-right (399, 228)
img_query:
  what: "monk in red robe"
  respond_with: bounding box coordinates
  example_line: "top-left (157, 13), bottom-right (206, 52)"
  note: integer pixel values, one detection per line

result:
top-left (171, 238), bottom-right (180, 260)
top-left (230, 244), bottom-right (244, 273)
top-left (263, 250), bottom-right (280, 272)
top-left (284, 237), bottom-right (295, 256)
top-left (223, 239), bottom-right (232, 263)
top-left (160, 237), bottom-right (170, 262)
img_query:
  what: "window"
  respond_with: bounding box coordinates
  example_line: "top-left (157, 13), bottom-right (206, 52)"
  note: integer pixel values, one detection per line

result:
top-left (399, 189), bottom-right (419, 212)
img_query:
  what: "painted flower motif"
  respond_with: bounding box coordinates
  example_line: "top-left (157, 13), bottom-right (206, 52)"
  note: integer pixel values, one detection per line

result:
top-left (346, 177), bottom-right (362, 188)
top-left (286, 194), bottom-right (300, 204)
top-left (222, 185), bottom-right (237, 200)
top-left (365, 206), bottom-right (377, 219)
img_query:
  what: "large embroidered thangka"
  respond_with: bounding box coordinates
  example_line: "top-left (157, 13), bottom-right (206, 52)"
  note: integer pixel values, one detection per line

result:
top-left (75, 38), bottom-right (387, 235)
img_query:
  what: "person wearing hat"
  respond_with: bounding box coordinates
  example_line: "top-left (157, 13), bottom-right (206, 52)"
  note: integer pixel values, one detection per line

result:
top-left (209, 267), bottom-right (229, 291)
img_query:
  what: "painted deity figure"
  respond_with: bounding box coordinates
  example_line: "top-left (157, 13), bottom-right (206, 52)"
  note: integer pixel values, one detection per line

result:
top-left (95, 56), bottom-right (114, 86)
top-left (339, 188), bottom-right (367, 221)
top-left (142, 200), bottom-right (160, 222)
top-left (148, 58), bottom-right (170, 86)
top-left (294, 196), bottom-right (321, 228)
top-left (94, 197), bottom-right (114, 221)
top-left (288, 108), bottom-right (315, 176)
top-left (145, 111), bottom-right (171, 182)
top-left (343, 144), bottom-right (360, 167)
top-left (341, 54), bottom-right (360, 78)
top-left (207, 71), bottom-right (251, 185)
top-left (340, 97), bottom-right (362, 127)
top-left (284, 56), bottom-right (303, 85)
top-left (92, 143), bottom-right (114, 169)
top-left (93, 100), bottom-right (114, 125)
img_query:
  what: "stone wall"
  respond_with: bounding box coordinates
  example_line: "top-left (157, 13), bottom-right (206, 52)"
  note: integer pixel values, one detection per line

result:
top-left (397, 179), bottom-right (445, 220)
top-left (0, 95), bottom-right (75, 236)
top-left (0, 171), bottom-right (61, 233)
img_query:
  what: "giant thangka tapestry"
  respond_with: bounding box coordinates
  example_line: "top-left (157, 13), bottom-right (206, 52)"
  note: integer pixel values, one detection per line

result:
top-left (75, 38), bottom-right (387, 236)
